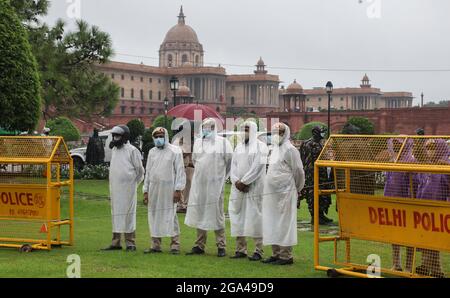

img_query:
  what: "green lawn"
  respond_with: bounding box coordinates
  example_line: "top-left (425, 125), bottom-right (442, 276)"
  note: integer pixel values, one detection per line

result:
top-left (0, 179), bottom-right (339, 278)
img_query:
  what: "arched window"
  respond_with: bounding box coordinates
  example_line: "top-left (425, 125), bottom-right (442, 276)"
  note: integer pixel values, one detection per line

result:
top-left (195, 55), bottom-right (199, 66)
top-left (167, 54), bottom-right (173, 67)
top-left (182, 54), bottom-right (188, 64)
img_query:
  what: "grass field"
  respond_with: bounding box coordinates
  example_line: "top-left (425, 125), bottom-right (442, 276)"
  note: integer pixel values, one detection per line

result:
top-left (0, 179), bottom-right (339, 277)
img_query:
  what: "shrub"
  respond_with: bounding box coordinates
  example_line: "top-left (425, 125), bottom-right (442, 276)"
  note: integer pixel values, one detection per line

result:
top-left (47, 117), bottom-right (81, 142)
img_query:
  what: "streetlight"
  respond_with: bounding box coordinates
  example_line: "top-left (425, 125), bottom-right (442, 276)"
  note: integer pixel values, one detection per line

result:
top-left (170, 76), bottom-right (179, 107)
top-left (326, 81), bottom-right (333, 138)
top-left (164, 97), bottom-right (169, 128)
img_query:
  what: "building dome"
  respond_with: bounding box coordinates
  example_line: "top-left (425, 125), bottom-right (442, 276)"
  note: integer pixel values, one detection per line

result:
top-left (286, 79), bottom-right (303, 94)
top-left (159, 6), bottom-right (204, 68)
top-left (163, 24), bottom-right (199, 44)
top-left (177, 85), bottom-right (192, 97)
top-left (257, 57), bottom-right (265, 66)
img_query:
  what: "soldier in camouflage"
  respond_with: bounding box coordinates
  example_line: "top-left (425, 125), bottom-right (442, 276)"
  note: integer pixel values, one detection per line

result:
top-left (299, 126), bottom-right (333, 225)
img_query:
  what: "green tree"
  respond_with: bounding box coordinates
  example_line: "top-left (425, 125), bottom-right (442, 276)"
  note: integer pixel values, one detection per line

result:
top-left (342, 117), bottom-right (375, 135)
top-left (294, 122), bottom-right (327, 140)
top-left (10, 2), bottom-right (119, 120)
top-left (0, 0), bottom-right (42, 132)
top-left (47, 117), bottom-right (81, 142)
top-left (127, 119), bottom-right (145, 143)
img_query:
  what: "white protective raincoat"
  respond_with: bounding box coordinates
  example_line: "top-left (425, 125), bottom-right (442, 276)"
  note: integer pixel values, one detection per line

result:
top-left (229, 121), bottom-right (268, 237)
top-left (143, 127), bottom-right (186, 237)
top-left (185, 118), bottom-right (233, 231)
top-left (263, 123), bottom-right (305, 246)
top-left (109, 142), bottom-right (145, 233)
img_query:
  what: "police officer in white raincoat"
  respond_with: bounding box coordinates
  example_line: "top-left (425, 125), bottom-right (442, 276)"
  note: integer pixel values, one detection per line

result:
top-left (262, 122), bottom-right (305, 265)
top-left (185, 118), bottom-right (233, 257)
top-left (229, 120), bottom-right (268, 261)
top-left (101, 125), bottom-right (144, 251)
top-left (142, 127), bottom-right (186, 254)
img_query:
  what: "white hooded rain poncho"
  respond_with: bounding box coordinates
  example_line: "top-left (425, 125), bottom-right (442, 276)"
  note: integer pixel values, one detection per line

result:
top-left (185, 118), bottom-right (233, 231)
top-left (109, 130), bottom-right (145, 233)
top-left (229, 121), bottom-right (268, 237)
top-left (263, 123), bottom-right (305, 246)
top-left (143, 127), bottom-right (186, 237)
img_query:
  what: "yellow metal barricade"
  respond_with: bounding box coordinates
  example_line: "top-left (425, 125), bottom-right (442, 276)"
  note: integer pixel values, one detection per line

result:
top-left (314, 135), bottom-right (450, 278)
top-left (0, 137), bottom-right (74, 251)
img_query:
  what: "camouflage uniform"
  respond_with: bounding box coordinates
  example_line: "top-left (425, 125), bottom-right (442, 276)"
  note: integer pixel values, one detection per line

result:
top-left (299, 138), bottom-right (333, 217)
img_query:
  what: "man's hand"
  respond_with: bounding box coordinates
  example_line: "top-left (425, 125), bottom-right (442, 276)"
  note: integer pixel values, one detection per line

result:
top-left (173, 190), bottom-right (182, 203)
top-left (235, 181), bottom-right (250, 193)
top-left (143, 193), bottom-right (149, 206)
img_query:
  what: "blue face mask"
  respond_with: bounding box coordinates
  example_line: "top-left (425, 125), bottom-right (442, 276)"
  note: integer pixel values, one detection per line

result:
top-left (154, 137), bottom-right (165, 148)
top-left (202, 129), bottom-right (212, 138)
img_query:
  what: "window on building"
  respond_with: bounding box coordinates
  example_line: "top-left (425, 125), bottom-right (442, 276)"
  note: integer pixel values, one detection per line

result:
top-left (158, 79), bottom-right (161, 84)
top-left (195, 55), bottom-right (199, 66)
top-left (130, 107), bottom-right (135, 114)
top-left (149, 78), bottom-right (152, 83)
top-left (121, 74), bottom-right (124, 80)
top-left (149, 90), bottom-right (153, 100)
top-left (121, 88), bottom-right (124, 98)
top-left (306, 98), bottom-right (310, 102)
top-left (168, 54), bottom-right (173, 67)
top-left (111, 73), bottom-right (115, 79)
top-left (341, 97), bottom-right (344, 101)
top-left (140, 77), bottom-right (143, 82)
top-left (131, 88), bottom-right (134, 98)
top-left (318, 97), bottom-right (322, 102)
top-left (131, 76), bottom-right (134, 81)
top-left (140, 89), bottom-right (144, 100)
top-left (340, 106), bottom-right (344, 110)
top-left (120, 106), bottom-right (126, 114)
top-left (182, 54), bottom-right (188, 64)
top-left (158, 91), bottom-right (161, 100)
top-left (216, 106), bottom-right (220, 112)
top-left (158, 109), bottom-right (164, 114)
top-left (140, 107), bottom-right (145, 114)
top-left (149, 108), bottom-right (154, 114)
top-left (230, 96), bottom-right (235, 105)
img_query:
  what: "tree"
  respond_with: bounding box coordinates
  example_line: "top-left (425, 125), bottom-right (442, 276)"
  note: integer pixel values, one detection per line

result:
top-left (127, 119), bottom-right (145, 148)
top-left (342, 117), bottom-right (375, 135)
top-left (294, 122), bottom-right (327, 140)
top-left (10, 2), bottom-right (119, 120)
top-left (0, 0), bottom-right (42, 132)
top-left (47, 117), bottom-right (80, 142)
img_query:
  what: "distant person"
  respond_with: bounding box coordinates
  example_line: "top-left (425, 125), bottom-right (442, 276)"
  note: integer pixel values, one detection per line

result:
top-left (415, 139), bottom-right (448, 278)
top-left (101, 125), bottom-right (144, 252)
top-left (299, 126), bottom-right (333, 225)
top-left (86, 129), bottom-right (105, 165)
top-left (143, 127), bottom-right (186, 254)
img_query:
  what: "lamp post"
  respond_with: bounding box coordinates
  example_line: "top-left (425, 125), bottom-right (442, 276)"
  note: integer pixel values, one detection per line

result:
top-left (164, 97), bottom-right (169, 128)
top-left (326, 81), bottom-right (333, 138)
top-left (170, 76), bottom-right (179, 107)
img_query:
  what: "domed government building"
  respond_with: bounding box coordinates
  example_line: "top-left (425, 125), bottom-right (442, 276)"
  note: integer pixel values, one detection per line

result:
top-left (94, 6), bottom-right (413, 130)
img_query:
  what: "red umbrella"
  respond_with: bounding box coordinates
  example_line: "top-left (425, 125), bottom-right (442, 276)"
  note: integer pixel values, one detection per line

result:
top-left (167, 103), bottom-right (224, 125)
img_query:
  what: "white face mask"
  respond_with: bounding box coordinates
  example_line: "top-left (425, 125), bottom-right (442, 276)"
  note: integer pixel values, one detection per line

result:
top-left (320, 132), bottom-right (326, 138)
top-left (272, 134), bottom-right (283, 145)
top-left (113, 135), bottom-right (122, 141)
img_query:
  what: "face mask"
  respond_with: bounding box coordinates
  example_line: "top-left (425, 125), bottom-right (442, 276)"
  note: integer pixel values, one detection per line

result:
top-left (154, 137), bottom-right (165, 148)
top-left (202, 129), bottom-right (212, 138)
top-left (320, 132), bottom-right (326, 138)
top-left (272, 134), bottom-right (282, 145)
top-left (113, 135), bottom-right (122, 141)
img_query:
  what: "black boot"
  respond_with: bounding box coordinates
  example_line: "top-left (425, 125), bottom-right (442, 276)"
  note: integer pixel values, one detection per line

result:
top-left (230, 252), bottom-right (247, 259)
top-left (217, 248), bottom-right (226, 257)
top-left (186, 246), bottom-right (205, 255)
top-left (248, 253), bottom-right (262, 261)
top-left (100, 245), bottom-right (122, 251)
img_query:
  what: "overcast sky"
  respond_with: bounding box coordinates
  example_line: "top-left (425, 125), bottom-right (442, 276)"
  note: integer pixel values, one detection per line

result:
top-left (41, 0), bottom-right (450, 105)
